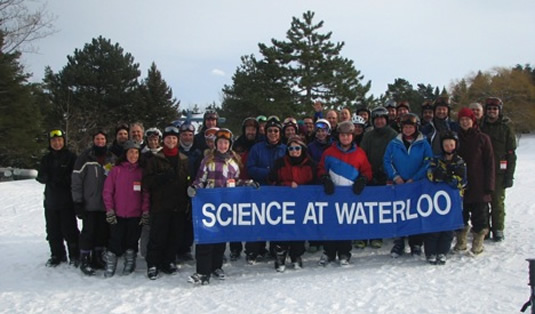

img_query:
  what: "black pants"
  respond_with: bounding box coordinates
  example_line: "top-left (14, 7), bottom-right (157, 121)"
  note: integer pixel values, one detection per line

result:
top-left (245, 241), bottom-right (270, 259)
top-left (79, 211), bottom-right (109, 251)
top-left (195, 243), bottom-right (226, 276)
top-left (229, 242), bottom-right (243, 253)
top-left (108, 217), bottom-right (142, 255)
top-left (272, 241), bottom-right (305, 260)
top-left (323, 240), bottom-right (352, 260)
top-left (45, 207), bottom-right (79, 258)
top-left (177, 213), bottom-right (193, 255)
top-left (463, 202), bottom-right (489, 233)
top-left (424, 231), bottom-right (454, 256)
top-left (146, 211), bottom-right (185, 268)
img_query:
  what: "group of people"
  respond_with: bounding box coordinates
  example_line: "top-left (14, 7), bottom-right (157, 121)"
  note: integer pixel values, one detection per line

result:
top-left (36, 96), bottom-right (517, 285)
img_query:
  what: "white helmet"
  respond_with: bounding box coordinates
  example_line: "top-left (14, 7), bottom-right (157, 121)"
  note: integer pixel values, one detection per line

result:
top-left (314, 118), bottom-right (331, 134)
top-left (352, 114), bottom-right (366, 126)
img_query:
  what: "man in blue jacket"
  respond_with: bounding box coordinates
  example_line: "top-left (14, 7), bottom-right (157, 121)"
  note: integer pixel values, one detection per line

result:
top-left (245, 117), bottom-right (286, 264)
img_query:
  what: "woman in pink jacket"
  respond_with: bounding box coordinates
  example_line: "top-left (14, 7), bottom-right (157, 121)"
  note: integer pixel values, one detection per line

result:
top-left (102, 140), bottom-right (150, 277)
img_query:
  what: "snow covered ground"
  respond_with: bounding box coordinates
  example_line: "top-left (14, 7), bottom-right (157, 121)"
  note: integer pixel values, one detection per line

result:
top-left (1, 135), bottom-right (535, 314)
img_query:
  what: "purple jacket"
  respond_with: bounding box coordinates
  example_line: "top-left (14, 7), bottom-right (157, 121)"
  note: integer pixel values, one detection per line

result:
top-left (103, 161), bottom-right (149, 217)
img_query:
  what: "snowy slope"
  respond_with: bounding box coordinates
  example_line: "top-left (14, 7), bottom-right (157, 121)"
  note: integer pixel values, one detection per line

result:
top-left (1, 135), bottom-right (534, 314)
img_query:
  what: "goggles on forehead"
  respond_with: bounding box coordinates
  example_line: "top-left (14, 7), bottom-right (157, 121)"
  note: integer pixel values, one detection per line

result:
top-left (179, 123), bottom-right (195, 133)
top-left (267, 115), bottom-right (280, 122)
top-left (283, 117), bottom-right (297, 125)
top-left (216, 128), bottom-right (233, 140)
top-left (145, 128), bottom-right (162, 138)
top-left (315, 122), bottom-right (329, 130)
top-left (49, 129), bottom-right (64, 138)
top-left (164, 126), bottom-right (179, 134)
top-left (485, 97), bottom-right (503, 107)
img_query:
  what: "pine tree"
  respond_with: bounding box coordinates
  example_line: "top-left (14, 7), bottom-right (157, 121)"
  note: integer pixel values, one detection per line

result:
top-left (138, 62), bottom-right (180, 129)
top-left (259, 10), bottom-right (372, 112)
top-left (42, 36), bottom-right (141, 152)
top-left (0, 32), bottom-right (42, 167)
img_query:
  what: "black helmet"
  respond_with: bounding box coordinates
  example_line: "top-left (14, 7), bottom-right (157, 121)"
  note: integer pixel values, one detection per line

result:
top-left (384, 100), bottom-right (397, 109)
top-left (371, 106), bottom-right (389, 122)
top-left (356, 106), bottom-right (370, 116)
top-left (421, 100), bottom-right (434, 113)
top-left (440, 131), bottom-right (459, 154)
top-left (433, 96), bottom-right (451, 110)
top-left (396, 100), bottom-right (410, 111)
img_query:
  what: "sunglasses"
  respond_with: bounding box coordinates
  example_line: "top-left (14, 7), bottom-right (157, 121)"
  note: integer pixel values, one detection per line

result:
top-left (267, 128), bottom-right (280, 133)
top-left (49, 129), bottom-right (64, 138)
top-left (288, 146), bottom-right (302, 152)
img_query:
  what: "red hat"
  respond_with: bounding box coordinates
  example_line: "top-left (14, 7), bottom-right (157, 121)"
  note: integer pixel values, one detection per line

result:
top-left (457, 107), bottom-right (476, 125)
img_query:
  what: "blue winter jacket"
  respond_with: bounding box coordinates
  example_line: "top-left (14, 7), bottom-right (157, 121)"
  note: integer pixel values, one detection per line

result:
top-left (247, 141), bottom-right (287, 185)
top-left (383, 133), bottom-right (433, 182)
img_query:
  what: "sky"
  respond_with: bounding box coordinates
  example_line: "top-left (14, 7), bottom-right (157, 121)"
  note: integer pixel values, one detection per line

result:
top-left (21, 0), bottom-right (535, 110)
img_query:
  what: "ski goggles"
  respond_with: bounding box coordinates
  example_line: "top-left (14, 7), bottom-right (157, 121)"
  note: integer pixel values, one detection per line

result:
top-left (283, 117), bottom-right (297, 126)
top-left (315, 121), bottom-right (330, 130)
top-left (204, 128), bottom-right (219, 139)
top-left (485, 97), bottom-right (502, 107)
top-left (49, 129), bottom-right (64, 138)
top-left (215, 128), bottom-right (233, 141)
top-left (164, 126), bottom-right (179, 134)
top-left (145, 128), bottom-right (162, 138)
top-left (267, 115), bottom-right (280, 122)
top-left (287, 146), bottom-right (302, 152)
top-left (179, 123), bottom-right (195, 133)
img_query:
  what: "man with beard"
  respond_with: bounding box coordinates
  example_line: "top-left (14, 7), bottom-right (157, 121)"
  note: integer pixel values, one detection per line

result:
top-left (109, 124), bottom-right (129, 158)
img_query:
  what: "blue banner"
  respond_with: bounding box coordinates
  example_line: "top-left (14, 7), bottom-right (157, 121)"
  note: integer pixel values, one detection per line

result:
top-left (191, 180), bottom-right (464, 244)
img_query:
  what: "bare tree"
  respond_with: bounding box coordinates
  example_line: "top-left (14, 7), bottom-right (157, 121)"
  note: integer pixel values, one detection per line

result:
top-left (0, 0), bottom-right (56, 53)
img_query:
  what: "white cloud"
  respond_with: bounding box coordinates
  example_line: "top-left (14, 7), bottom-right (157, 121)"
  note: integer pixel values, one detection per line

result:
top-left (211, 69), bottom-right (226, 77)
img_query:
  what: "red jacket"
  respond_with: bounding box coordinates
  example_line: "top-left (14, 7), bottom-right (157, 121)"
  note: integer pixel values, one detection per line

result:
top-left (268, 155), bottom-right (316, 186)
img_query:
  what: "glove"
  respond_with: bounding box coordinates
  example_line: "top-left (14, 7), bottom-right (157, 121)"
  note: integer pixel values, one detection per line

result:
top-left (140, 212), bottom-right (150, 226)
top-left (504, 176), bottom-right (513, 188)
top-left (187, 186), bottom-right (197, 198)
top-left (352, 176), bottom-right (367, 195)
top-left (433, 168), bottom-right (446, 182)
top-left (106, 210), bottom-right (117, 225)
top-left (322, 176), bottom-right (335, 195)
top-left (247, 180), bottom-right (260, 189)
top-left (74, 202), bottom-right (86, 220)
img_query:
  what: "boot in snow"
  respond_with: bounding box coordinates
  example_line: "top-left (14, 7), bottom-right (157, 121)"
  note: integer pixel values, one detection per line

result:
top-left (390, 238), bottom-right (405, 258)
top-left (92, 247), bottom-right (106, 270)
top-left (46, 255), bottom-right (67, 267)
top-left (212, 268), bottom-right (225, 280)
top-left (274, 249), bottom-right (287, 272)
top-left (471, 228), bottom-right (489, 255)
top-left (123, 249), bottom-right (136, 275)
top-left (454, 226), bottom-right (470, 251)
top-left (67, 242), bottom-right (80, 267)
top-left (188, 273), bottom-right (209, 285)
top-left (104, 251), bottom-right (117, 278)
top-left (147, 266), bottom-right (159, 280)
top-left (80, 251), bottom-right (95, 276)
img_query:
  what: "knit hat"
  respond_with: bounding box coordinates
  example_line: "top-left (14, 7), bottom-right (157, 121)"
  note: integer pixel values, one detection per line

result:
top-left (457, 107), bottom-right (476, 125)
top-left (337, 120), bottom-right (355, 134)
top-left (287, 135), bottom-right (306, 148)
top-left (92, 129), bottom-right (107, 139)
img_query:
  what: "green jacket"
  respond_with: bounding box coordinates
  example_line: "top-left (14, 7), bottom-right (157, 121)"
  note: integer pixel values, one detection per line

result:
top-left (480, 115), bottom-right (517, 183)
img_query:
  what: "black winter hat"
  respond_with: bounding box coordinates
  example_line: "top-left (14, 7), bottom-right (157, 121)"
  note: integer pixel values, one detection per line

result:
top-left (115, 123), bottom-right (129, 135)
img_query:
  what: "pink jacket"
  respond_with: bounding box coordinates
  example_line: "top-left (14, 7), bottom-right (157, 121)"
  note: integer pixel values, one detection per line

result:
top-left (103, 161), bottom-right (149, 217)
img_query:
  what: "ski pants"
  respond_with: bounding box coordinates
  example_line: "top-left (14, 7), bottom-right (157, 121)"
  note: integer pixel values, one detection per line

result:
top-left (45, 207), bottom-right (79, 258)
top-left (108, 217), bottom-right (142, 256)
top-left (195, 242), bottom-right (226, 276)
top-left (79, 211), bottom-right (108, 251)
